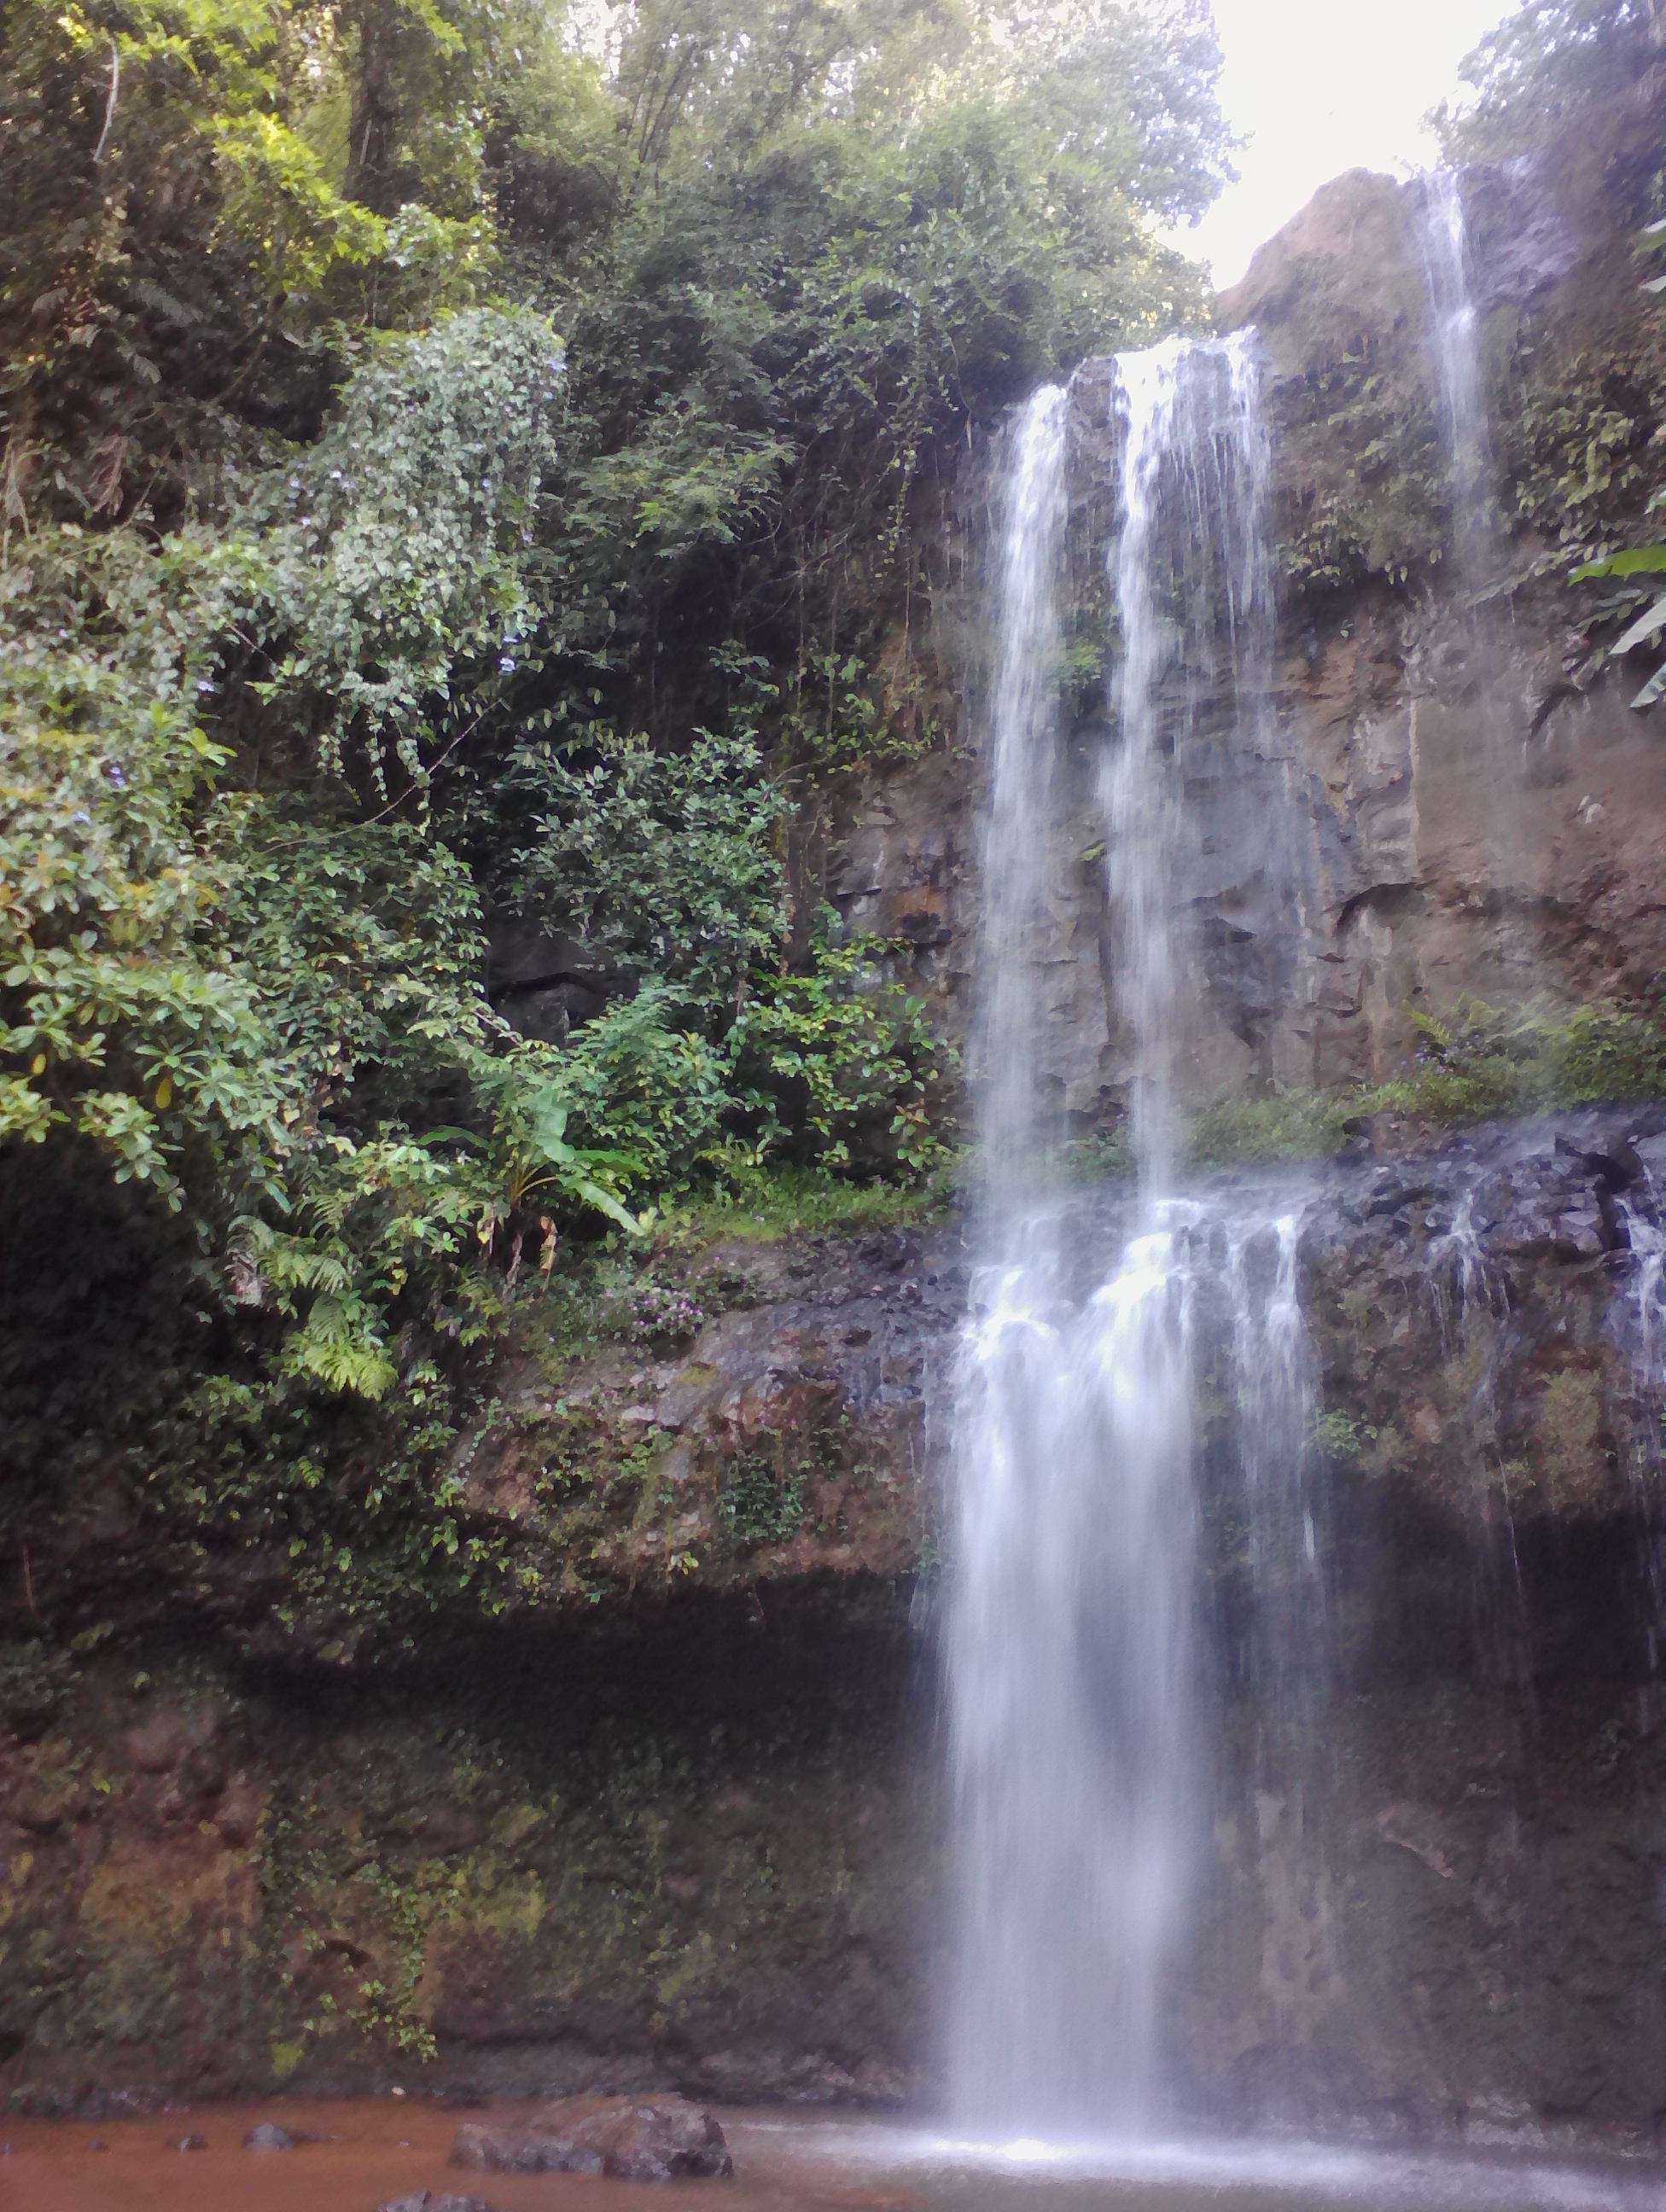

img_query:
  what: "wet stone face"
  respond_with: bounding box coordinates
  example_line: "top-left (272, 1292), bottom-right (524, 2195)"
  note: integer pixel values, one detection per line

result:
top-left (0, 1124), bottom-right (1664, 2136)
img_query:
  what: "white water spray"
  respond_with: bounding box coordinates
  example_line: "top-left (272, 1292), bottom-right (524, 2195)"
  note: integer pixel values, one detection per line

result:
top-left (1105, 335), bottom-right (1272, 1185)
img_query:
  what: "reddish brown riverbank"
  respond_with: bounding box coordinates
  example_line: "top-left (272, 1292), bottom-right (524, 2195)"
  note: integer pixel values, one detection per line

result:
top-left (0, 2100), bottom-right (935, 2212)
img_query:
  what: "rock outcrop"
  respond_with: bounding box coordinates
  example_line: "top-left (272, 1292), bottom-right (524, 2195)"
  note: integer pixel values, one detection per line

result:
top-left (452, 2093), bottom-right (731, 2180)
top-left (3, 1114), bottom-right (1666, 2136)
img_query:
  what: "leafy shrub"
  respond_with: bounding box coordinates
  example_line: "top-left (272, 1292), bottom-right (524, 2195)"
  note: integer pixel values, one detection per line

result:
top-left (1186, 1093), bottom-right (1358, 1168)
top-left (726, 925), bottom-right (958, 1177)
top-left (1181, 998), bottom-right (1666, 1169)
top-left (471, 726), bottom-right (787, 1010)
top-left (253, 307), bottom-right (567, 794)
top-left (0, 527), bottom-right (287, 1210)
top-left (0, 0), bottom-right (1232, 1649)
top-left (1434, 0), bottom-right (1665, 163)
top-left (717, 1452), bottom-right (803, 1547)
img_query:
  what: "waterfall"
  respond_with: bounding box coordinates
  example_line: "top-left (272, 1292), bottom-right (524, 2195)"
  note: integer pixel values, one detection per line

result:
top-left (947, 338), bottom-right (1316, 2135)
top-left (1418, 170), bottom-right (1496, 583)
top-left (947, 1212), bottom-right (1202, 2126)
top-left (1106, 335), bottom-right (1273, 1187)
top-left (973, 383), bottom-right (1071, 1208)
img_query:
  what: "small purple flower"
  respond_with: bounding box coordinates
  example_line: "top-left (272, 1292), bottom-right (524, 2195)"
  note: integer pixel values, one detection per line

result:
top-left (628, 1284), bottom-right (704, 1343)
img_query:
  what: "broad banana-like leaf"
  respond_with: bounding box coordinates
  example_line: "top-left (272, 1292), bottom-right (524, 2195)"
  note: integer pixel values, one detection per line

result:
top-left (1571, 544), bottom-right (1666, 580)
top-left (572, 1178), bottom-right (644, 1235)
top-left (1613, 594), bottom-right (1666, 655)
top-left (1630, 662), bottom-right (1666, 712)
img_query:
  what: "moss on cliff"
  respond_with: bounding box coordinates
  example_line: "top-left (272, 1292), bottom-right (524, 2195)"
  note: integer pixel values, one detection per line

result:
top-left (1186, 998), bottom-right (1666, 1167)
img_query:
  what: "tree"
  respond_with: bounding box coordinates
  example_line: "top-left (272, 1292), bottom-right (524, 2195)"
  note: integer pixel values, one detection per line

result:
top-left (1432, 0), bottom-right (1666, 160)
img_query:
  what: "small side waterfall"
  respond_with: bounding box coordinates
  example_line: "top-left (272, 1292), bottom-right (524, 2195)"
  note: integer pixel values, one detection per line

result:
top-left (947, 339), bottom-right (1319, 2135)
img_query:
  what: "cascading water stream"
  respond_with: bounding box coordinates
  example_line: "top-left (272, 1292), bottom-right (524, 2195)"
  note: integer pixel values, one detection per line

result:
top-left (952, 379), bottom-right (1197, 2127)
top-left (973, 382), bottom-right (1070, 1214)
top-left (947, 339), bottom-right (1320, 2135)
top-left (1418, 169), bottom-right (1497, 586)
top-left (1105, 337), bottom-right (1273, 1185)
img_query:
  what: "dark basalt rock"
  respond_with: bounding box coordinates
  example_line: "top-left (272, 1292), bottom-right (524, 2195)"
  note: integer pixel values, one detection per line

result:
top-left (244, 2122), bottom-right (295, 2150)
top-left (452, 2094), bottom-right (732, 2180)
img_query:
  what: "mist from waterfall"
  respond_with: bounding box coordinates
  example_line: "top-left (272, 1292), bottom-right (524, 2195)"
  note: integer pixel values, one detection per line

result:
top-left (947, 340), bottom-right (1319, 2135)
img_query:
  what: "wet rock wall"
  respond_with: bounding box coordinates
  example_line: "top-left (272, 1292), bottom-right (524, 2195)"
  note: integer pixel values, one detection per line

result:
top-left (6, 1114), bottom-right (1666, 2138)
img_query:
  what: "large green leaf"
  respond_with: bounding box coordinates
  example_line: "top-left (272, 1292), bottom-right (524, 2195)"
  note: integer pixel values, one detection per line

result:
top-left (1570, 544), bottom-right (1666, 580)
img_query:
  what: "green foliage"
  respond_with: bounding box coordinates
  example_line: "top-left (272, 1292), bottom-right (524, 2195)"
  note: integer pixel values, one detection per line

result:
top-left (1311, 1410), bottom-right (1378, 1464)
top-left (1184, 998), bottom-right (1666, 1168)
top-left (1515, 375), bottom-right (1657, 556)
top-left (504, 4), bottom-right (1227, 757)
top-left (1275, 355), bottom-right (1450, 602)
top-left (1185, 1091), bottom-right (1358, 1168)
top-left (0, 1640), bottom-right (80, 1736)
top-left (1433, 0), bottom-right (1666, 163)
top-left (1, 0), bottom-right (1231, 1651)
top-left (505, 991), bottom-right (729, 1193)
top-left (727, 924), bottom-right (958, 1177)
top-left (1553, 221), bottom-right (1666, 711)
top-left (673, 1155), bottom-right (960, 1242)
top-left (253, 306), bottom-right (566, 790)
top-left (0, 526), bottom-right (285, 1207)
top-left (0, 0), bottom-right (493, 530)
top-left (717, 1452), bottom-right (804, 1548)
top-left (469, 727), bottom-right (787, 1008)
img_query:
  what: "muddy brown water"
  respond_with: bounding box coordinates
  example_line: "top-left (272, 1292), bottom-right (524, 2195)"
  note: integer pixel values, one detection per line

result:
top-left (0, 2104), bottom-right (1657, 2212)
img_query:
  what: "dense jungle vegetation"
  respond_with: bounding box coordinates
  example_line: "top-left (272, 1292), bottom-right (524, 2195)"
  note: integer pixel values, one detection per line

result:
top-left (0, 0), bottom-right (1232, 1631)
top-left (0, 0), bottom-right (1657, 1639)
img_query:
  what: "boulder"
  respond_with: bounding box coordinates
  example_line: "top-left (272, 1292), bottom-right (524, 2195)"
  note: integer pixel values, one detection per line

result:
top-left (379, 2195), bottom-right (500, 2212)
top-left (486, 927), bottom-right (615, 1042)
top-left (244, 2122), bottom-right (295, 2150)
top-left (452, 2094), bottom-right (733, 2181)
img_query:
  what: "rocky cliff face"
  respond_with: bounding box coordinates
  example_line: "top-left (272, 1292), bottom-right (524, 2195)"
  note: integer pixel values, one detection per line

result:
top-left (5, 1111), bottom-right (1666, 2139)
top-left (825, 85), bottom-right (1666, 1130)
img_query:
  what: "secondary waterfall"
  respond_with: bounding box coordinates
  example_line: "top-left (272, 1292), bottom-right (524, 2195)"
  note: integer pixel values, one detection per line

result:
top-left (948, 339), bottom-right (1319, 2133)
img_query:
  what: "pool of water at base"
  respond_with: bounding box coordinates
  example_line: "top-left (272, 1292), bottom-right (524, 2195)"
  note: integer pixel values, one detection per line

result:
top-left (0, 2104), bottom-right (1658, 2212)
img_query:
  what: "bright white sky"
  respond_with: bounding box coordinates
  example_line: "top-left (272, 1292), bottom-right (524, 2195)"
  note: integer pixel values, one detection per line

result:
top-left (1180, 0), bottom-right (1525, 288)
